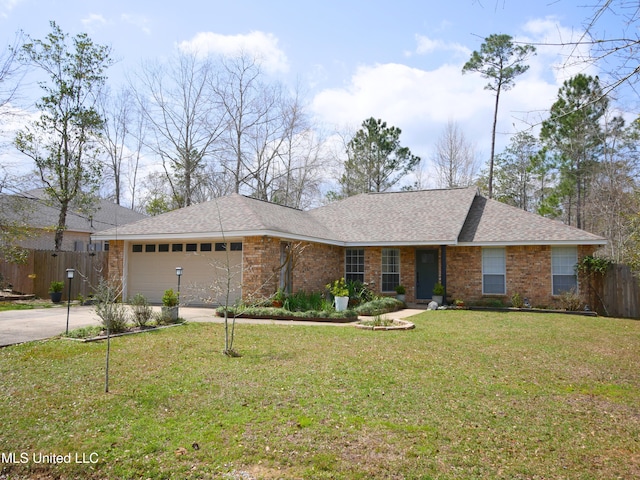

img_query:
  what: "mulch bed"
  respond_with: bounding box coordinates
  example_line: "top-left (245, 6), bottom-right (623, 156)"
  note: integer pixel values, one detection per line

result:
top-left (215, 311), bottom-right (357, 323)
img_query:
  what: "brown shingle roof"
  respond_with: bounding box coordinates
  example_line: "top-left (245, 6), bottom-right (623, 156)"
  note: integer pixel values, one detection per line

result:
top-left (96, 194), bottom-right (336, 242)
top-left (308, 187), bottom-right (478, 244)
top-left (94, 187), bottom-right (606, 246)
top-left (458, 195), bottom-right (605, 244)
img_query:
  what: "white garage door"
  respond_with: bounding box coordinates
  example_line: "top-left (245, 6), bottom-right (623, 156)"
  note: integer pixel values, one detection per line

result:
top-left (126, 240), bottom-right (243, 306)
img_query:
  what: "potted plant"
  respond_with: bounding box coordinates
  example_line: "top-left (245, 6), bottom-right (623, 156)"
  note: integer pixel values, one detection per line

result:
top-left (394, 284), bottom-right (406, 302)
top-left (432, 282), bottom-right (445, 305)
top-left (326, 278), bottom-right (349, 312)
top-left (48, 280), bottom-right (64, 303)
top-left (272, 288), bottom-right (286, 308)
top-left (161, 288), bottom-right (179, 322)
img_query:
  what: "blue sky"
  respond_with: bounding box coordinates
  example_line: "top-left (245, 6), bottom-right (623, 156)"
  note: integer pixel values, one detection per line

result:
top-left (0, 0), bottom-right (631, 186)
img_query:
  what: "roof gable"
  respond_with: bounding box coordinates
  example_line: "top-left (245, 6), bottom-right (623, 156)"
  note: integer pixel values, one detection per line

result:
top-left (96, 194), bottom-right (336, 241)
top-left (458, 195), bottom-right (606, 245)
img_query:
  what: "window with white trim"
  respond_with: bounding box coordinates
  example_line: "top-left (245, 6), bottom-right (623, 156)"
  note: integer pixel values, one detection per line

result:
top-left (345, 249), bottom-right (364, 283)
top-left (552, 247), bottom-right (578, 295)
top-left (482, 248), bottom-right (506, 295)
top-left (381, 248), bottom-right (400, 292)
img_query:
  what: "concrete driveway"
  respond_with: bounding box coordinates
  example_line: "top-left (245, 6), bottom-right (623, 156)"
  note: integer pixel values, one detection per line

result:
top-left (0, 305), bottom-right (238, 347)
top-left (0, 305), bottom-right (102, 347)
top-left (0, 304), bottom-right (388, 347)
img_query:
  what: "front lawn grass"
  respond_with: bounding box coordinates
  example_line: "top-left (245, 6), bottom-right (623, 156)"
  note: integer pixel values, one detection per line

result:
top-left (1, 310), bottom-right (638, 479)
top-left (0, 301), bottom-right (55, 312)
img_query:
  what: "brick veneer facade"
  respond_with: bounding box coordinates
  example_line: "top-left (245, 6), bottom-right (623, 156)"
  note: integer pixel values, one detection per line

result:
top-left (108, 240), bottom-right (125, 284)
top-left (445, 244), bottom-right (597, 308)
top-left (107, 237), bottom-right (596, 307)
top-left (241, 236), bottom-right (343, 300)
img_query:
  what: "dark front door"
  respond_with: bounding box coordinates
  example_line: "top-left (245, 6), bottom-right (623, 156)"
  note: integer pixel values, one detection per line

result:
top-left (416, 249), bottom-right (439, 300)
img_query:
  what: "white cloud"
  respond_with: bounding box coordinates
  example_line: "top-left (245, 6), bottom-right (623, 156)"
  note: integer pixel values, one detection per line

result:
top-left (310, 16), bottom-right (600, 173)
top-left (0, 0), bottom-right (21, 19)
top-left (414, 34), bottom-right (470, 57)
top-left (519, 17), bottom-right (598, 86)
top-left (177, 31), bottom-right (289, 74)
top-left (121, 13), bottom-right (152, 35)
top-left (81, 13), bottom-right (107, 31)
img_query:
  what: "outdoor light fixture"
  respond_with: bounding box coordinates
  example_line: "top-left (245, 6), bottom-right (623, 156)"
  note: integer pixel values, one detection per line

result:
top-left (176, 267), bottom-right (183, 317)
top-left (65, 268), bottom-right (75, 335)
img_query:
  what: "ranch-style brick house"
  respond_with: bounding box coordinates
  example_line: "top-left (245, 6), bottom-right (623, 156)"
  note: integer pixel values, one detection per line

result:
top-left (93, 187), bottom-right (606, 308)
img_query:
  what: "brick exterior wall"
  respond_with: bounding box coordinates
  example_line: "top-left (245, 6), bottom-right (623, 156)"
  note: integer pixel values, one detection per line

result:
top-left (361, 247), bottom-right (416, 299)
top-left (292, 241), bottom-right (343, 293)
top-left (108, 240), bottom-right (125, 284)
top-left (241, 236), bottom-right (282, 301)
top-left (445, 244), bottom-right (597, 308)
top-left (241, 236), bottom-right (343, 300)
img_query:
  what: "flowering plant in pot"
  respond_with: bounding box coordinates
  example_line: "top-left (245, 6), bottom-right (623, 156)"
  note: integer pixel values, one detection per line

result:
top-left (326, 278), bottom-right (349, 312)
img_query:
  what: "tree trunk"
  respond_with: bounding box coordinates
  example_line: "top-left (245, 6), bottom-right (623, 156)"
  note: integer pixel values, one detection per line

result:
top-left (489, 86), bottom-right (501, 199)
top-left (54, 201), bottom-right (69, 252)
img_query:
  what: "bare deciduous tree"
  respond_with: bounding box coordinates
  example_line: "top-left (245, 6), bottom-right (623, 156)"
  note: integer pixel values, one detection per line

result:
top-left (133, 51), bottom-right (225, 208)
top-left (97, 86), bottom-right (149, 210)
top-left (432, 120), bottom-right (478, 189)
top-left (214, 53), bottom-right (277, 195)
top-left (0, 32), bottom-right (24, 118)
top-left (586, 114), bottom-right (640, 262)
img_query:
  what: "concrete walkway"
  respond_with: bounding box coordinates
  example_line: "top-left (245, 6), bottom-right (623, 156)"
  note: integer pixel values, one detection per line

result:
top-left (0, 304), bottom-right (426, 347)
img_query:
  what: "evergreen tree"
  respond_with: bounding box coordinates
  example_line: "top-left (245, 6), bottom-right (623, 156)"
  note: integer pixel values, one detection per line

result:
top-left (339, 117), bottom-right (420, 196)
top-left (540, 74), bottom-right (607, 229)
top-left (462, 34), bottom-right (536, 199)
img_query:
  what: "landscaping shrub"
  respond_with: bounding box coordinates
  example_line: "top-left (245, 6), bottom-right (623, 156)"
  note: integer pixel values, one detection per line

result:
top-left (129, 293), bottom-right (152, 327)
top-left (93, 280), bottom-right (129, 333)
top-left (559, 288), bottom-right (583, 311)
top-left (510, 292), bottom-right (524, 308)
top-left (346, 280), bottom-right (376, 306)
top-left (283, 290), bottom-right (324, 311)
top-left (354, 297), bottom-right (404, 316)
top-left (64, 325), bottom-right (102, 339)
top-left (216, 305), bottom-right (358, 320)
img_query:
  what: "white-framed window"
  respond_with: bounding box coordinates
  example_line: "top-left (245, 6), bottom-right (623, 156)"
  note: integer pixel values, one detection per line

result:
top-left (482, 248), bottom-right (506, 295)
top-left (552, 246), bottom-right (578, 295)
top-left (345, 249), bottom-right (365, 283)
top-left (381, 248), bottom-right (400, 292)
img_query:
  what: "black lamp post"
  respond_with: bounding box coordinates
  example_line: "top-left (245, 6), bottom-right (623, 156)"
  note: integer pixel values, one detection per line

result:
top-left (176, 267), bottom-right (183, 316)
top-left (65, 268), bottom-right (74, 335)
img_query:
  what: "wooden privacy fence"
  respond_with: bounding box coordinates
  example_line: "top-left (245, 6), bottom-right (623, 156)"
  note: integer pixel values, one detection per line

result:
top-left (595, 264), bottom-right (640, 319)
top-left (0, 250), bottom-right (108, 301)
